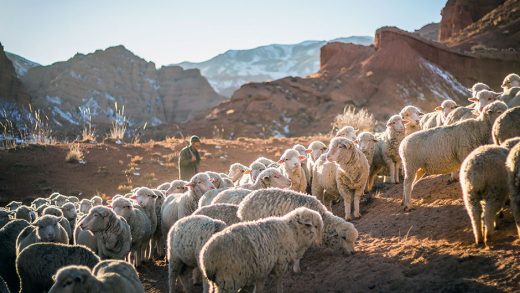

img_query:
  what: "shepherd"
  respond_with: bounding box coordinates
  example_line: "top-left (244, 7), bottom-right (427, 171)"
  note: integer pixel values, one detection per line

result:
top-left (178, 135), bottom-right (201, 180)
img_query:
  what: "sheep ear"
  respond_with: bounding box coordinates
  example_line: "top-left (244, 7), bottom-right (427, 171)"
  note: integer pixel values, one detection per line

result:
top-left (298, 155), bottom-right (306, 161)
top-left (107, 205), bottom-right (112, 209)
top-left (209, 178), bottom-right (217, 183)
top-left (184, 183), bottom-right (195, 188)
top-left (468, 97), bottom-right (478, 102)
top-left (353, 139), bottom-right (358, 144)
top-left (277, 158), bottom-right (284, 164)
top-left (418, 112), bottom-right (424, 116)
top-left (130, 194), bottom-right (137, 200)
top-left (435, 106), bottom-right (442, 111)
top-left (372, 138), bottom-right (378, 143)
top-left (305, 149), bottom-right (312, 154)
top-left (401, 120), bottom-right (409, 125)
top-left (244, 169), bottom-right (251, 174)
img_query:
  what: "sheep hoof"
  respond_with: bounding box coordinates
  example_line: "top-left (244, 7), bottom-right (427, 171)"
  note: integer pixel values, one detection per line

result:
top-left (447, 178), bottom-right (458, 185)
top-left (403, 206), bottom-right (414, 212)
top-left (354, 213), bottom-right (361, 219)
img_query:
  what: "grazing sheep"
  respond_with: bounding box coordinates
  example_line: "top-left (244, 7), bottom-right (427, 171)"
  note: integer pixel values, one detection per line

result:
top-left (61, 202), bottom-right (77, 230)
top-left (313, 137), bottom-right (369, 220)
top-left (420, 100), bottom-right (458, 130)
top-left (400, 105), bottom-right (424, 136)
top-left (355, 132), bottom-right (378, 167)
top-left (460, 145), bottom-right (509, 247)
top-left (167, 215), bottom-right (226, 293)
top-left (43, 206), bottom-right (73, 240)
top-left (200, 207), bottom-right (323, 293)
top-left (16, 242), bottom-right (100, 293)
top-left (167, 180), bottom-right (189, 195)
top-left (228, 163), bottom-right (249, 185)
top-left (0, 208), bottom-right (12, 229)
top-left (0, 219), bottom-right (30, 292)
top-left (30, 198), bottom-right (49, 210)
top-left (49, 260), bottom-right (144, 293)
top-left (198, 188), bottom-right (227, 208)
top-left (335, 125), bottom-right (357, 140)
top-left (211, 188), bottom-right (252, 206)
top-left (193, 204), bottom-right (241, 225)
top-left (240, 167), bottom-right (292, 190)
top-left (492, 106), bottom-right (520, 145)
top-left (5, 201), bottom-right (21, 212)
top-left (161, 173), bottom-right (216, 246)
top-left (112, 197), bottom-right (152, 267)
top-left (501, 73), bottom-right (520, 90)
top-left (79, 206), bottom-right (132, 260)
top-left (238, 189), bottom-right (358, 256)
top-left (400, 101), bottom-right (508, 211)
top-left (278, 148), bottom-right (307, 193)
top-left (79, 199), bottom-right (93, 214)
top-left (91, 196), bottom-right (103, 207)
top-left (14, 206), bottom-right (35, 223)
top-left (506, 143), bottom-right (520, 240)
top-left (16, 215), bottom-right (69, 255)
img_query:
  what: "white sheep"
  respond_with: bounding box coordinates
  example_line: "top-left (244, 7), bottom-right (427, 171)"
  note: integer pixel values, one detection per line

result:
top-left (400, 101), bottom-right (508, 211)
top-left (79, 199), bottom-right (93, 214)
top-left (30, 198), bottom-right (49, 210)
top-left (16, 215), bottom-right (69, 255)
top-left (157, 181), bottom-right (172, 191)
top-left (79, 206), bottom-right (132, 260)
top-left (53, 194), bottom-right (69, 207)
top-left (501, 73), bottom-right (520, 90)
top-left (400, 105), bottom-right (424, 136)
top-left (0, 219), bottom-right (30, 292)
top-left (305, 141), bottom-right (328, 189)
top-left (492, 106), bottom-right (520, 145)
top-left (278, 148), bottom-right (307, 193)
top-left (91, 196), bottom-right (103, 207)
top-left (228, 163), bottom-right (249, 185)
top-left (355, 132), bottom-right (378, 168)
top-left (60, 202), bottom-right (77, 231)
top-left (74, 214), bottom-right (97, 253)
top-left (335, 125), bottom-right (357, 140)
top-left (193, 204), bottom-right (241, 225)
top-left (200, 207), bottom-right (323, 293)
top-left (210, 188), bottom-right (252, 205)
top-left (49, 260), bottom-right (144, 293)
top-left (166, 180), bottom-right (189, 195)
top-left (444, 90), bottom-right (501, 125)
top-left (420, 100), bottom-right (458, 130)
top-left (506, 142), bottom-right (520, 240)
top-left (469, 82), bottom-right (491, 98)
top-left (246, 161), bottom-right (267, 185)
top-left (253, 156), bottom-right (276, 167)
top-left (14, 205), bottom-right (35, 223)
top-left (167, 215), bottom-right (226, 293)
top-left (198, 188), bottom-right (228, 208)
top-left (240, 167), bottom-right (292, 190)
top-left (131, 187), bottom-right (158, 260)
top-left (42, 206), bottom-right (73, 241)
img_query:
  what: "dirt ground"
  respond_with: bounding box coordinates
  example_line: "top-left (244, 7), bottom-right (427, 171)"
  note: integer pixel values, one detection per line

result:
top-left (0, 137), bottom-right (519, 292)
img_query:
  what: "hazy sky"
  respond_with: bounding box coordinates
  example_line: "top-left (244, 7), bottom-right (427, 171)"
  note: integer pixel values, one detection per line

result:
top-left (0, 0), bottom-right (445, 66)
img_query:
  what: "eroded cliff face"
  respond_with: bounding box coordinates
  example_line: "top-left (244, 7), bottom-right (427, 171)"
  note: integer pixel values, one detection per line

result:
top-left (0, 43), bottom-right (30, 106)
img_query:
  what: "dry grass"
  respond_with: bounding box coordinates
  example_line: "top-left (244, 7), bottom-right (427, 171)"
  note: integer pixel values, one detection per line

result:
top-left (130, 155), bottom-right (143, 164)
top-left (331, 106), bottom-right (376, 135)
top-left (65, 143), bottom-right (84, 163)
top-left (108, 102), bottom-right (127, 142)
top-left (30, 106), bottom-right (57, 145)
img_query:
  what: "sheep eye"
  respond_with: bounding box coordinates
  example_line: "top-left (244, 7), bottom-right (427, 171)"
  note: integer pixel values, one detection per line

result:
top-left (341, 236), bottom-right (347, 240)
top-left (241, 170), bottom-right (245, 173)
top-left (274, 175), bottom-right (279, 179)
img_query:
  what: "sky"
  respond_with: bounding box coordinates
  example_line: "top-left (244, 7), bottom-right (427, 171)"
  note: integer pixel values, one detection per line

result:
top-left (0, 0), bottom-right (446, 66)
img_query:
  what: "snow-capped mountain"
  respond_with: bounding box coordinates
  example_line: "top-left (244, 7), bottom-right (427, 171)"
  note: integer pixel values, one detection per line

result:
top-left (176, 36), bottom-right (373, 96)
top-left (5, 52), bottom-right (41, 77)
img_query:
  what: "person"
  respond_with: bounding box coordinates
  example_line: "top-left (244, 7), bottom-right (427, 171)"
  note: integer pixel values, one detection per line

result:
top-left (178, 135), bottom-right (201, 180)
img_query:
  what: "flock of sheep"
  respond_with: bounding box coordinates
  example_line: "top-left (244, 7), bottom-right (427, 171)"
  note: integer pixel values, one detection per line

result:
top-left (0, 73), bottom-right (520, 293)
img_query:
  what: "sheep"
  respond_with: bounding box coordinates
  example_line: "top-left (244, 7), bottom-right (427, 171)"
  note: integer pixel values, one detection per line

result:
top-left (313, 137), bottom-right (369, 220)
top-left (14, 205), bottom-right (35, 223)
top-left (16, 215), bottom-right (69, 255)
top-left (91, 196), bottom-right (103, 207)
top-left (238, 189), bottom-right (358, 256)
top-left (228, 163), bottom-right (249, 185)
top-left (53, 194), bottom-right (69, 207)
top-left (79, 206), bottom-right (132, 260)
top-left (49, 260), bottom-right (144, 293)
top-left (420, 100), bottom-right (458, 130)
top-left (73, 214), bottom-right (97, 253)
top-left (240, 167), bottom-right (292, 190)
top-left (335, 125), bottom-right (357, 140)
top-left (132, 187), bottom-right (158, 259)
top-left (151, 189), bottom-right (166, 259)
top-left (79, 199), bottom-right (93, 214)
top-left (400, 105), bottom-right (424, 136)
top-left (501, 73), bottom-right (520, 90)
top-left (355, 132), bottom-right (378, 167)
top-left (445, 90), bottom-right (501, 125)
top-left (166, 180), bottom-right (189, 195)
top-left (49, 192), bottom-right (61, 201)
top-left (200, 207), bottom-right (322, 292)
top-left (278, 148), bottom-right (307, 193)
top-left (112, 197), bottom-right (152, 267)
top-left (193, 204), bottom-right (241, 225)
top-left (460, 145), bottom-right (510, 247)
top-left (400, 101), bottom-right (509, 211)
top-left (61, 202), bottom-right (77, 230)
top-left (35, 204), bottom-right (49, 217)
top-left (30, 198), bottom-right (49, 210)
top-left (161, 173), bottom-right (216, 247)
top-left (253, 156), bottom-right (276, 168)
top-left (492, 106), bottom-right (520, 145)
top-left (43, 206), bottom-right (73, 240)
top-left (0, 208), bottom-right (12, 229)
top-left (198, 188), bottom-right (228, 208)
top-left (16, 242), bottom-right (100, 293)
top-left (206, 171), bottom-right (226, 189)
top-left (247, 161), bottom-right (267, 184)
top-left (68, 196), bottom-right (80, 204)
top-left (506, 143), bottom-right (520, 240)
top-left (501, 137), bottom-right (520, 150)
top-left (211, 188), bottom-right (252, 205)
top-left (5, 201), bottom-right (21, 211)
top-left (469, 82), bottom-right (491, 98)
top-left (157, 181), bottom-right (172, 191)
top-left (167, 215), bottom-right (226, 293)
top-left (0, 219), bottom-right (30, 292)
top-left (500, 87), bottom-right (520, 108)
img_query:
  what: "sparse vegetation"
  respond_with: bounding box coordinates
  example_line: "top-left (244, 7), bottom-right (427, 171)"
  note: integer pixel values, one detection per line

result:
top-left (29, 105), bottom-right (56, 145)
top-left (332, 106), bottom-right (376, 135)
top-left (80, 107), bottom-right (96, 142)
top-left (0, 119), bottom-right (21, 150)
top-left (65, 143), bottom-right (84, 163)
top-left (108, 102), bottom-right (127, 143)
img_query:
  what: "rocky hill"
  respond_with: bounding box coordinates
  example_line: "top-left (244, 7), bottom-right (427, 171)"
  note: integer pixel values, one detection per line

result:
top-left (21, 45), bottom-right (225, 130)
top-left (414, 23), bottom-right (440, 41)
top-left (5, 52), bottom-right (41, 77)
top-left (0, 43), bottom-right (31, 123)
top-left (176, 36), bottom-right (373, 97)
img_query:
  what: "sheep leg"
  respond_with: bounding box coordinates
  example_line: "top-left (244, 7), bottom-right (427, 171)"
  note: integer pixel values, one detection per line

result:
top-left (292, 258), bottom-right (301, 273)
top-left (367, 173), bottom-right (377, 192)
top-left (178, 265), bottom-right (195, 293)
top-left (340, 189), bottom-right (353, 221)
top-left (394, 161), bottom-right (401, 184)
top-left (254, 278), bottom-right (266, 293)
top-left (385, 159), bottom-right (396, 184)
top-left (402, 165), bottom-right (419, 211)
top-left (353, 189), bottom-right (363, 219)
top-left (511, 194), bottom-right (520, 240)
top-left (483, 200), bottom-right (500, 248)
top-left (168, 258), bottom-right (180, 293)
top-left (464, 196), bottom-right (483, 245)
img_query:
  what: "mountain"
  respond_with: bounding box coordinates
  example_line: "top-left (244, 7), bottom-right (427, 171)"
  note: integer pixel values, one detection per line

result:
top-left (413, 23), bottom-right (440, 41)
top-left (176, 36), bottom-right (373, 97)
top-left (21, 45), bottom-right (225, 130)
top-left (5, 52), bottom-right (41, 77)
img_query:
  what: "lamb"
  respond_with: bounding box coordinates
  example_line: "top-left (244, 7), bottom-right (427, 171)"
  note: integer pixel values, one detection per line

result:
top-left (91, 195), bottom-right (103, 206)
top-left (278, 148), bottom-right (307, 193)
top-left (5, 201), bottom-right (21, 211)
top-left (240, 167), bottom-right (292, 190)
top-left (247, 161), bottom-right (267, 184)
top-left (313, 137), bottom-right (369, 220)
top-left (253, 156), bottom-right (276, 168)
top-left (400, 105), bottom-right (424, 136)
top-left (420, 100), bottom-right (458, 130)
top-left (0, 208), bottom-right (12, 229)
top-left (79, 206), bottom-right (132, 260)
top-left (335, 125), bottom-right (357, 140)
top-left (198, 188), bottom-right (227, 208)
top-left (200, 207), bottom-right (323, 293)
top-left (228, 163), bottom-right (249, 185)
top-left (355, 132), bottom-right (378, 167)
top-left (30, 198), bottom-right (49, 210)
top-left (43, 206), bottom-right (73, 240)
top-left (14, 205), bottom-right (35, 223)
top-left (501, 73), bottom-right (520, 90)
top-left (61, 202), bottom-right (77, 230)
top-left (16, 242), bottom-right (100, 293)
top-left (161, 173), bottom-right (216, 246)
top-left (112, 197), bottom-right (152, 267)
top-left (49, 260), bottom-right (144, 293)
top-left (400, 101), bottom-right (508, 211)
top-left (0, 219), bottom-right (30, 292)
top-left (460, 145), bottom-right (510, 247)
top-left (79, 199), bottom-right (93, 214)
top-left (132, 187), bottom-right (158, 259)
top-left (193, 204), bottom-right (241, 225)
top-left (16, 215), bottom-right (69, 255)
top-left (367, 115), bottom-right (405, 191)
top-left (444, 90), bottom-right (501, 125)
top-left (506, 143), bottom-right (520, 240)
top-left (210, 188), bottom-right (252, 205)
top-left (167, 215), bottom-right (226, 293)
top-left (492, 106), bottom-right (520, 145)
top-left (238, 189), bottom-right (358, 256)
top-left (166, 180), bottom-right (189, 195)
top-left (293, 144), bottom-right (311, 187)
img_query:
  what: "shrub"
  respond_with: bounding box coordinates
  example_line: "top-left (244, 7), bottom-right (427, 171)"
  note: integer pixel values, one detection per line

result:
top-left (331, 106), bottom-right (376, 135)
top-left (65, 143), bottom-right (84, 163)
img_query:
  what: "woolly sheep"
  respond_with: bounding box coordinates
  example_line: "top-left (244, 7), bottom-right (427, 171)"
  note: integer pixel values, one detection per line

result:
top-left (112, 197), bottom-right (152, 267)
top-left (193, 204), bottom-right (241, 225)
top-left (211, 188), bottom-right (252, 206)
top-left (151, 189), bottom-right (166, 258)
top-left (248, 161), bottom-right (267, 184)
top-left (305, 141), bottom-right (328, 190)
top-left (500, 87), bottom-right (520, 108)
top-left (335, 125), bottom-right (357, 140)
top-left (228, 163), bottom-right (249, 185)
top-left (73, 214), bottom-right (97, 253)
top-left (253, 156), bottom-right (276, 168)
top-left (492, 107), bottom-right (520, 145)
top-left (469, 82), bottom-right (491, 98)
top-left (35, 204), bottom-right (49, 217)
top-left (16, 242), bottom-right (100, 293)
top-left (49, 260), bottom-right (144, 293)
top-left (68, 196), bottom-right (80, 204)
top-left (206, 171), bottom-right (226, 189)
top-left (167, 180), bottom-right (189, 195)
top-left (30, 198), bottom-right (49, 210)
top-left (61, 202), bottom-right (77, 230)
top-left (278, 148), bottom-right (307, 192)
top-left (460, 145), bottom-right (509, 247)
top-left (5, 201), bottom-right (21, 212)
top-left (240, 167), bottom-right (292, 190)
top-left (501, 73), bottom-right (520, 90)
top-left (200, 207), bottom-right (323, 293)
top-left (400, 101), bottom-right (508, 211)
top-left (79, 199), bottom-right (93, 214)
top-left (53, 194), bottom-right (69, 207)
top-left (238, 188), bottom-right (358, 256)
top-left (132, 187), bottom-right (158, 260)
top-left (198, 188), bottom-right (227, 208)
top-left (0, 208), bottom-right (12, 229)
top-left (501, 137), bottom-right (520, 150)
top-left (91, 196), bottom-right (103, 207)
top-left (420, 100), bottom-right (458, 130)
top-left (79, 206), bottom-right (132, 260)
top-left (14, 205), bottom-right (35, 223)
top-left (167, 215), bottom-right (226, 293)
top-left (43, 206), bottom-right (73, 241)
top-left (49, 192), bottom-right (61, 200)
top-left (157, 181), bottom-right (172, 191)
top-left (400, 105), bottom-right (424, 136)
top-left (0, 219), bottom-right (30, 292)
top-left (506, 143), bottom-right (520, 240)
top-left (16, 215), bottom-right (69, 255)
top-left (355, 132), bottom-right (378, 168)
top-left (444, 90), bottom-right (501, 125)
